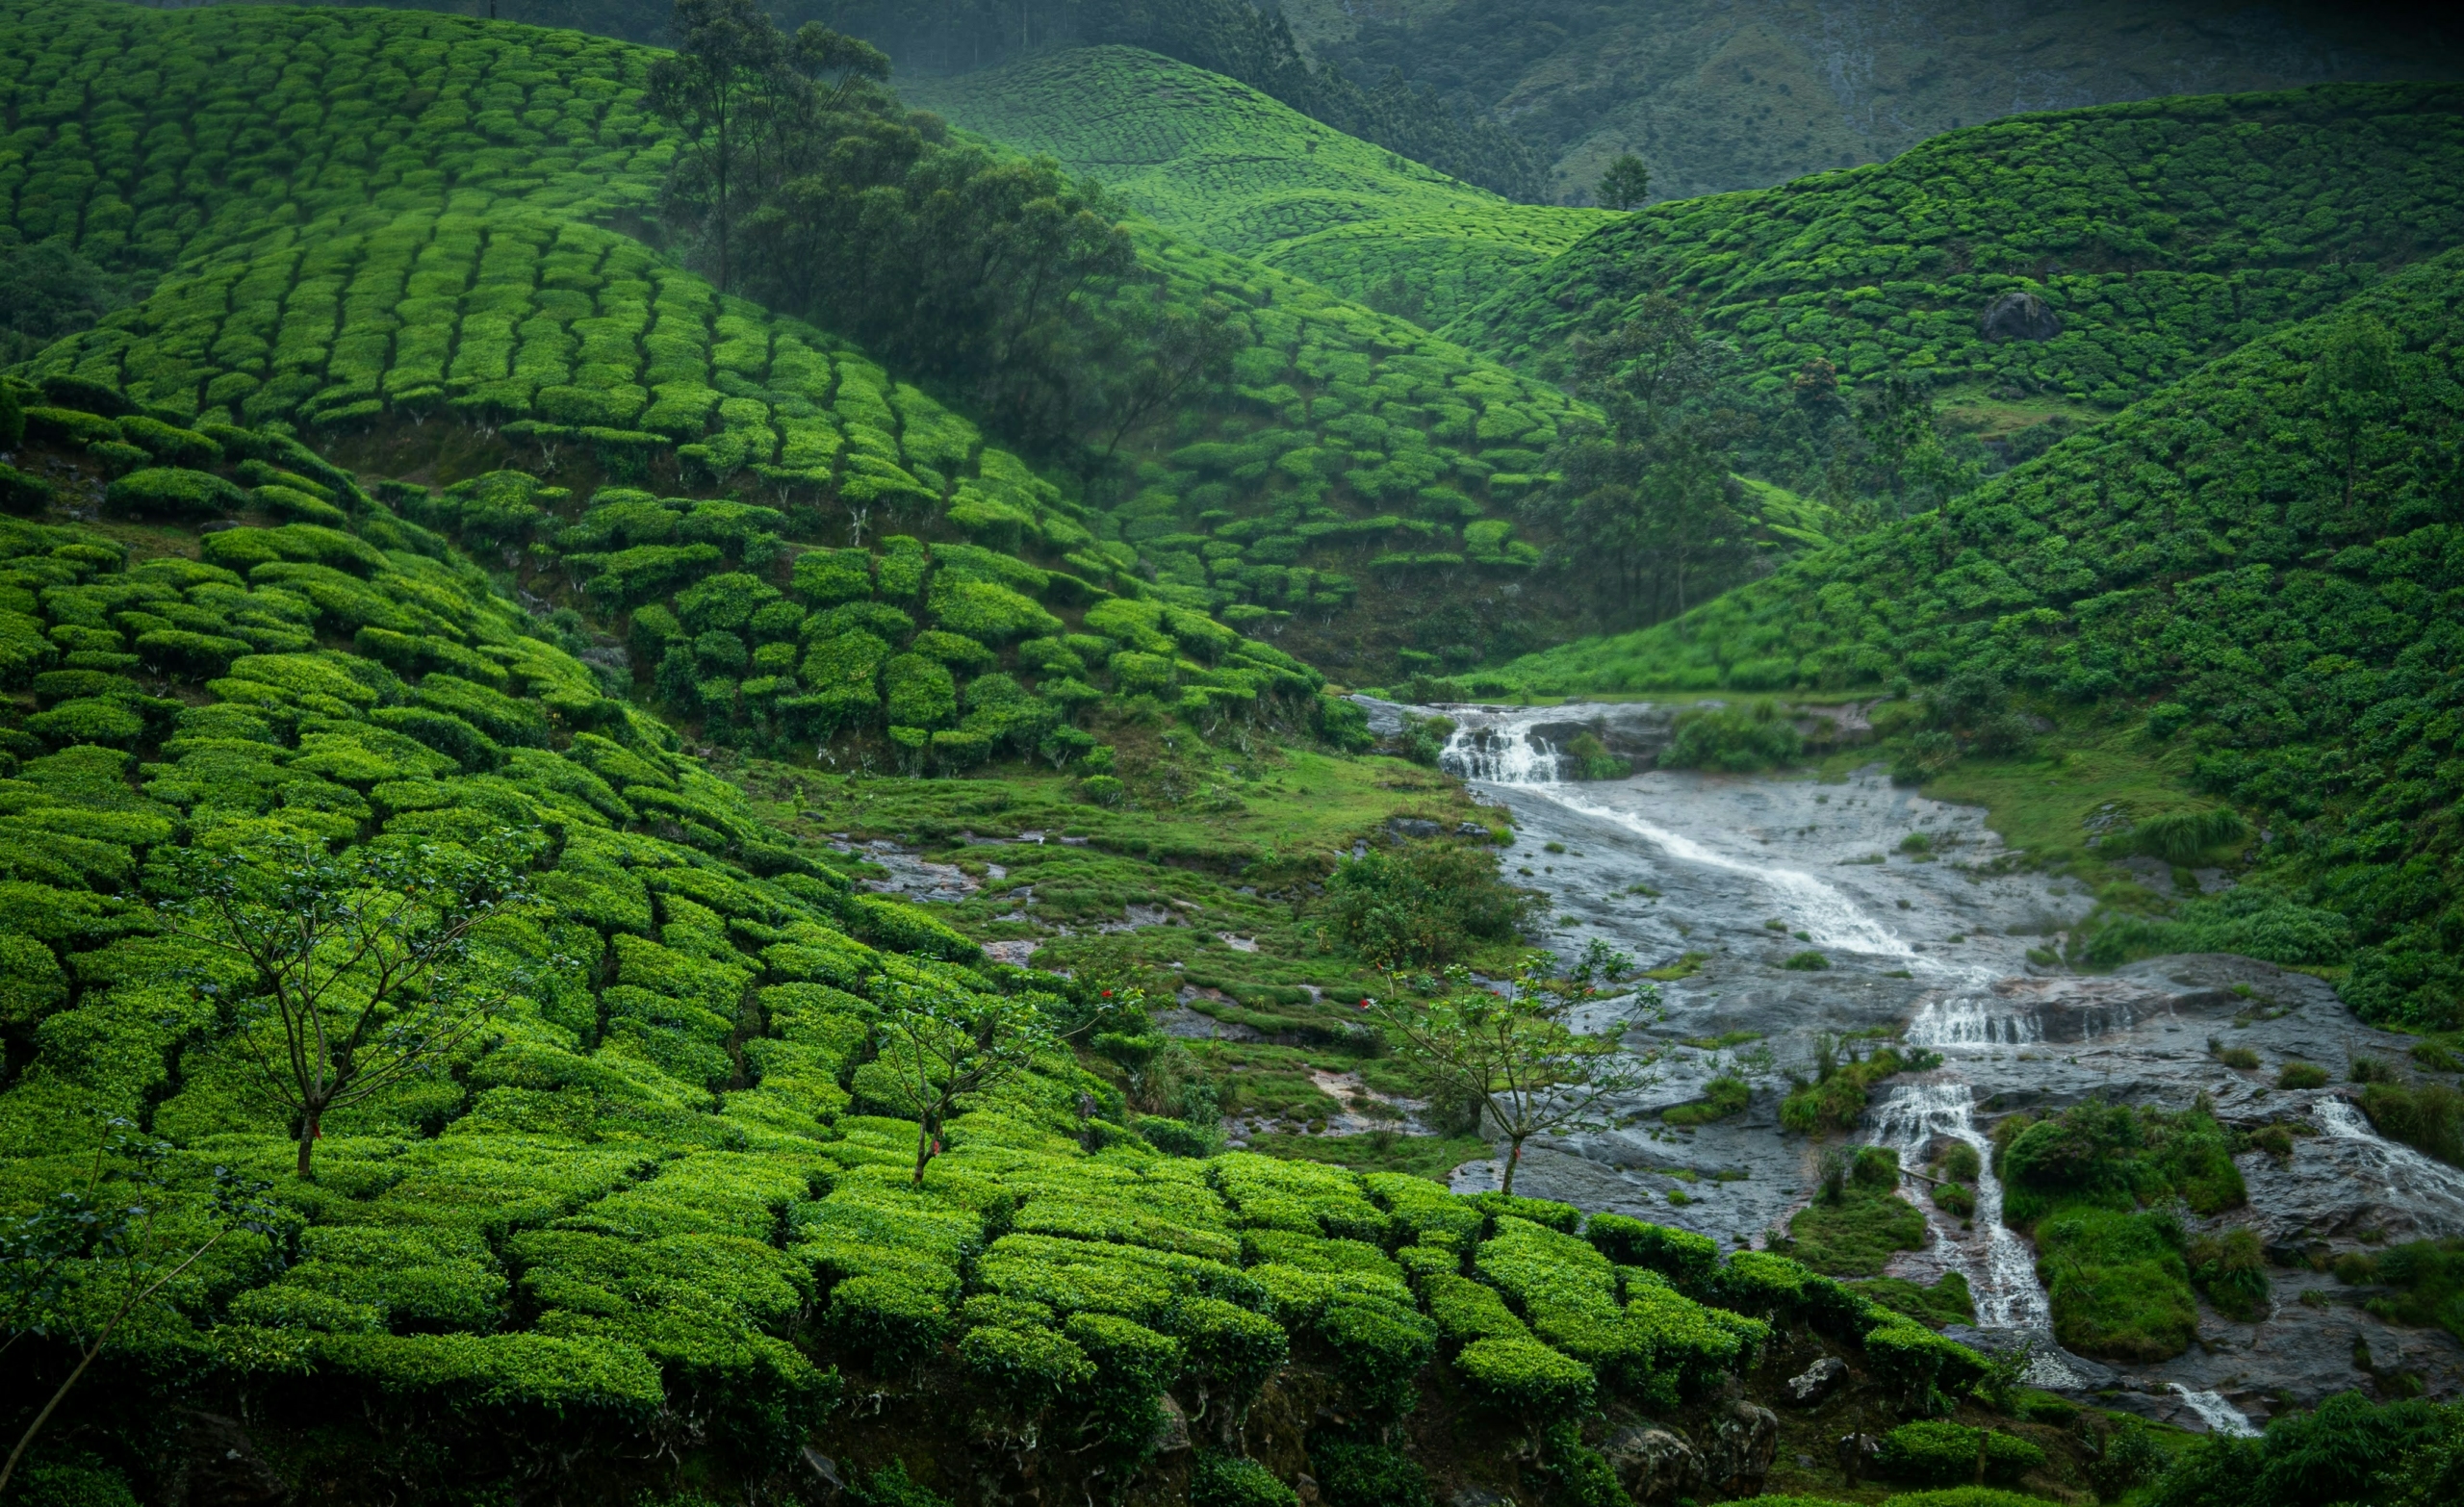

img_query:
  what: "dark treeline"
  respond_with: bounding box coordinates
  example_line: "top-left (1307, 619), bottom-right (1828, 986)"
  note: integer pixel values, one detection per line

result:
top-left (1532, 296), bottom-right (2031, 637)
top-left (651, 0), bottom-right (1236, 471)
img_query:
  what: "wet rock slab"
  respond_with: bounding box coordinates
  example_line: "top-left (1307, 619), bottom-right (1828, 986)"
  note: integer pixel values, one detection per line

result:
top-left (1415, 703), bottom-right (2464, 1411)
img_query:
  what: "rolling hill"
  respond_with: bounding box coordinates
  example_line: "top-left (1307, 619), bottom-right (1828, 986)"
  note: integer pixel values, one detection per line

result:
top-left (1473, 245), bottom-right (2464, 1029)
top-left (900, 46), bottom-right (1614, 327)
top-left (1447, 81), bottom-right (2464, 440)
top-left (5, 0), bottom-right (1620, 682)
top-left (1280, 0), bottom-right (2464, 204)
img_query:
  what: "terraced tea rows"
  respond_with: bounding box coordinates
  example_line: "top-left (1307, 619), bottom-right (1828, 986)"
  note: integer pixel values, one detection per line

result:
top-left (0, 377), bottom-right (1989, 1500)
top-left (902, 46), bottom-right (1613, 325)
top-left (1449, 82), bottom-right (2464, 418)
top-left (4, 0), bottom-right (1602, 676)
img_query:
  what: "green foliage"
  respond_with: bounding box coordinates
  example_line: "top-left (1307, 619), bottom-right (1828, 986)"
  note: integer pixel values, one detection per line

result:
top-left (1319, 842), bottom-right (1534, 968)
top-left (1784, 1167), bottom-right (1929, 1278)
top-left (1779, 1042), bottom-right (1935, 1134)
top-left (1306, 1435), bottom-right (1434, 1507)
top-left (1191, 1453), bottom-right (1300, 1507)
top-left (1661, 702), bottom-right (1804, 772)
top-left (2359, 1082), bottom-right (2464, 1168)
top-left (1453, 1334), bottom-right (1596, 1416)
top-left (902, 48), bottom-right (1606, 325)
top-left (2146, 1392), bottom-right (2450, 1507)
top-left (1459, 82), bottom-right (2464, 407)
top-left (1876, 1420), bottom-right (2048, 1486)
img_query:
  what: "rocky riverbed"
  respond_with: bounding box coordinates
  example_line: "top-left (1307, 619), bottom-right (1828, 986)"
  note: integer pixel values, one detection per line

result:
top-left (1405, 699), bottom-right (2464, 1432)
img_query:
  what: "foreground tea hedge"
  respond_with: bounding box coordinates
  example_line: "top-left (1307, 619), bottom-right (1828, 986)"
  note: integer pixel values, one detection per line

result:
top-left (0, 390), bottom-right (1988, 1498)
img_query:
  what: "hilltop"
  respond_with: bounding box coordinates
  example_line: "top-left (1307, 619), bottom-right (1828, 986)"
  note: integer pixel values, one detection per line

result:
top-left (1447, 81), bottom-right (2464, 441)
top-left (900, 46), bottom-right (1613, 327)
top-left (1280, 0), bottom-right (2464, 203)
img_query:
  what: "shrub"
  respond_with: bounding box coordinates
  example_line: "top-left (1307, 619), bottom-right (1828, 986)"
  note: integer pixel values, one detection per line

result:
top-left (1422, 1273), bottom-right (1527, 1344)
top-left (1662, 1074), bottom-right (1751, 1126)
top-left (2277, 1061), bottom-right (2329, 1089)
top-left (1065, 1311), bottom-right (1183, 1448)
top-left (117, 415), bottom-right (221, 468)
top-left (1661, 702), bottom-right (1803, 771)
top-left (1454, 1335), bottom-right (1596, 1416)
top-left (2132, 807), bottom-right (2250, 863)
top-left (2187, 1228), bottom-right (2270, 1320)
top-left (845, 1461), bottom-right (951, 1507)
top-left (1306, 1436), bottom-right (1433, 1507)
top-left (104, 467), bottom-right (246, 519)
top-left (1313, 1296), bottom-right (1435, 1417)
top-left (1171, 1295), bottom-right (1288, 1407)
top-left (822, 1272), bottom-right (951, 1371)
top-left (1585, 1214), bottom-right (1718, 1290)
top-left (1190, 1453), bottom-right (1299, 1507)
top-left (1, 463), bottom-right (55, 515)
top-left (1876, 1420), bottom-right (2046, 1485)
top-left (2360, 1082), bottom-right (2464, 1168)
top-left (1320, 844), bottom-right (1535, 968)
top-left (958, 1323), bottom-right (1093, 1416)
top-left (0, 380), bottom-right (20, 448)
top-left (1783, 949), bottom-right (1831, 971)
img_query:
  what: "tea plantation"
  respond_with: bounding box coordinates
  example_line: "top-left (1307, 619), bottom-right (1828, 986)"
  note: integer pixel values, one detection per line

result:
top-left (1475, 245), bottom-right (2464, 1028)
top-left (1449, 81), bottom-right (2464, 419)
top-left (901, 46), bottom-right (1616, 326)
top-left (0, 375), bottom-right (1993, 1505)
top-left (2, 0), bottom-right (1613, 679)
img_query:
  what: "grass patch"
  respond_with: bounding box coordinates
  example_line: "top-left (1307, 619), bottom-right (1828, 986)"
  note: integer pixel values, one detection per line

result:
top-left (1660, 1075), bottom-right (1749, 1127)
top-left (1780, 1146), bottom-right (1927, 1276)
top-left (1244, 1131), bottom-right (1491, 1183)
top-left (2333, 1239), bottom-right (2464, 1342)
top-left (1855, 1272), bottom-right (1976, 1328)
top-left (2036, 1206), bottom-right (2199, 1361)
top-left (1780, 1040), bottom-right (1939, 1135)
top-left (1644, 951), bottom-right (1709, 982)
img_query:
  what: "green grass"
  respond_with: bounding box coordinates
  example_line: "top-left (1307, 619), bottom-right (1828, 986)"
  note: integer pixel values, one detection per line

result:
top-left (901, 47), bottom-right (1613, 329)
top-left (1450, 81), bottom-right (2464, 413)
top-left (1783, 1186), bottom-right (1930, 1278)
top-left (1242, 1131), bottom-right (1491, 1182)
top-left (1855, 1272), bottom-right (1977, 1328)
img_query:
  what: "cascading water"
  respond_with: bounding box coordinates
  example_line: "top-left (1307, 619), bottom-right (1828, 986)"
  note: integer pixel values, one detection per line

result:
top-left (1868, 1082), bottom-right (2051, 1331)
top-left (2315, 1097), bottom-right (2464, 1234)
top-left (1412, 698), bottom-right (2442, 1418)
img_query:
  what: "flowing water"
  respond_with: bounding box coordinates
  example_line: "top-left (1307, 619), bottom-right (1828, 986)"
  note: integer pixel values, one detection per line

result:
top-left (1402, 699), bottom-right (2464, 1424)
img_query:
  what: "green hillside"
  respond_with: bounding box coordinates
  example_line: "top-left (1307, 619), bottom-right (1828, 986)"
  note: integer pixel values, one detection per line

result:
top-left (1281, 0), bottom-right (2464, 204)
top-left (901, 46), bottom-right (1613, 326)
top-left (6, 0), bottom-right (1607, 681)
top-left (0, 370), bottom-right (2002, 1507)
top-left (1449, 82), bottom-right (2464, 432)
top-left (1477, 247), bottom-right (2464, 1028)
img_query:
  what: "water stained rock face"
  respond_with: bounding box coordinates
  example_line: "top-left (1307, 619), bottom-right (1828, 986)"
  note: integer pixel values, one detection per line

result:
top-left (1415, 700), bottom-right (2464, 1426)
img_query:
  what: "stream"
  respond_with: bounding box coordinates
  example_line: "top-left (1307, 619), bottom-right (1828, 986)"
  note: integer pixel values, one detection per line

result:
top-left (1394, 699), bottom-right (2464, 1430)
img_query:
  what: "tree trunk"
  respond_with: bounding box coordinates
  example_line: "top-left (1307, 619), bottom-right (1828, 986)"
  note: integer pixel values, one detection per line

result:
top-left (296, 1107), bottom-right (321, 1179)
top-left (1501, 1136), bottom-right (1525, 1196)
top-left (912, 1112), bottom-right (936, 1186)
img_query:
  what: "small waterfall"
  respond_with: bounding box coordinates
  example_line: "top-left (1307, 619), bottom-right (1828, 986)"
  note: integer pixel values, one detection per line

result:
top-left (1869, 1082), bottom-right (2052, 1332)
top-left (2169, 1383), bottom-right (2260, 1437)
top-left (1440, 715), bottom-right (1562, 783)
top-left (2315, 1097), bottom-right (2464, 1235)
top-left (1907, 996), bottom-right (2044, 1047)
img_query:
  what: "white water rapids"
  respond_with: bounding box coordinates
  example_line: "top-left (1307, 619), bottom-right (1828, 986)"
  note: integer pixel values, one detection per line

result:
top-left (1424, 702), bottom-right (2318, 1425)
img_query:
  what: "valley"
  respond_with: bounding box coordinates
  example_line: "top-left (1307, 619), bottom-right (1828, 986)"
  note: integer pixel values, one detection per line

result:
top-left (4, 4), bottom-right (2464, 1507)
